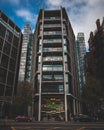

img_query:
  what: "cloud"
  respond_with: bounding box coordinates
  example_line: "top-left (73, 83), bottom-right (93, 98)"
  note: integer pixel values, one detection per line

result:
top-left (45, 0), bottom-right (73, 9)
top-left (16, 9), bottom-right (37, 27)
top-left (46, 0), bottom-right (62, 7)
top-left (69, 0), bottom-right (104, 44)
top-left (2, 0), bottom-right (20, 5)
top-left (45, 0), bottom-right (104, 48)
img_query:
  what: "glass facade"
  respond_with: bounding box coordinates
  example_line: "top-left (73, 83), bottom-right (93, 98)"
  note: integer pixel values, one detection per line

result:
top-left (19, 23), bottom-right (32, 81)
top-left (76, 33), bottom-right (86, 92)
top-left (0, 10), bottom-right (22, 116)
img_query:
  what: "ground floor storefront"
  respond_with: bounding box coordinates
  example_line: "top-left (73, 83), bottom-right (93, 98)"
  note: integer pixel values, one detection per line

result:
top-left (34, 94), bottom-right (81, 121)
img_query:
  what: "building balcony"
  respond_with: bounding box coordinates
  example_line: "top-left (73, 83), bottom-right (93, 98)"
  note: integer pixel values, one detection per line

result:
top-left (42, 80), bottom-right (64, 83)
top-left (42, 51), bottom-right (63, 57)
top-left (44, 17), bottom-right (61, 21)
top-left (43, 57), bottom-right (62, 62)
top-left (44, 31), bottom-right (62, 35)
top-left (42, 60), bottom-right (63, 65)
top-left (43, 47), bottom-right (62, 52)
top-left (43, 39), bottom-right (62, 45)
top-left (43, 42), bottom-right (62, 48)
top-left (44, 24), bottom-right (61, 28)
top-left (41, 82), bottom-right (64, 93)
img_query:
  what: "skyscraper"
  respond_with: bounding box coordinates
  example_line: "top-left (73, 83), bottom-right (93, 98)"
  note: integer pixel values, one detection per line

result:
top-left (31, 7), bottom-right (80, 121)
top-left (76, 33), bottom-right (86, 92)
top-left (0, 10), bottom-right (22, 116)
top-left (19, 23), bottom-right (32, 81)
top-left (25, 33), bottom-right (34, 82)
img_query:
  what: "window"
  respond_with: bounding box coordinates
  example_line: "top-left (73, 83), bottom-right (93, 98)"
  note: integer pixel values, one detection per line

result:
top-left (11, 47), bottom-right (17, 59)
top-left (13, 36), bottom-right (19, 47)
top-left (1, 54), bottom-right (9, 68)
top-left (0, 38), bottom-right (4, 50)
top-left (39, 39), bottom-right (42, 45)
top-left (43, 39), bottom-right (62, 43)
top-left (9, 59), bottom-right (16, 71)
top-left (0, 84), bottom-right (5, 96)
top-left (63, 38), bottom-right (67, 44)
top-left (5, 86), bottom-right (13, 96)
top-left (43, 56), bottom-right (62, 61)
top-left (43, 65), bottom-right (63, 71)
top-left (3, 42), bottom-right (11, 55)
top-left (0, 68), bottom-right (7, 83)
top-left (7, 71), bottom-right (14, 86)
top-left (5, 30), bottom-right (10, 41)
top-left (5, 30), bottom-right (13, 42)
top-left (42, 74), bottom-right (63, 81)
top-left (0, 23), bottom-right (6, 37)
top-left (42, 84), bottom-right (64, 92)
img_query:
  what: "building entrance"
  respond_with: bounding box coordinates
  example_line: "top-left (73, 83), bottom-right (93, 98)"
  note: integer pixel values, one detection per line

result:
top-left (41, 96), bottom-right (65, 121)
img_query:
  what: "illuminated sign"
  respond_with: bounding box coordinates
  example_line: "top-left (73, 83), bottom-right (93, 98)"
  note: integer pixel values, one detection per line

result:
top-left (48, 104), bottom-right (58, 108)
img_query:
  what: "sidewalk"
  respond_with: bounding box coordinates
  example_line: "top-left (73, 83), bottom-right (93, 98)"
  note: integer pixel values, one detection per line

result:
top-left (0, 125), bottom-right (12, 130)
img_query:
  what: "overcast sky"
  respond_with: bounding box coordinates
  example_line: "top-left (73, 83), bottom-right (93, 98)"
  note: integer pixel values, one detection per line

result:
top-left (0, 0), bottom-right (104, 50)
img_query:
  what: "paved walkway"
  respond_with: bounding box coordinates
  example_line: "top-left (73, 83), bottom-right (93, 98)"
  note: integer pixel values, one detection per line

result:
top-left (0, 125), bottom-right (12, 130)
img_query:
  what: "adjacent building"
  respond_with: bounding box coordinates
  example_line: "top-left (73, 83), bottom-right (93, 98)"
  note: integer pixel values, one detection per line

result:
top-left (85, 18), bottom-right (104, 115)
top-left (0, 10), bottom-right (22, 116)
top-left (88, 18), bottom-right (104, 85)
top-left (31, 7), bottom-right (80, 121)
top-left (19, 23), bottom-right (33, 82)
top-left (76, 33), bottom-right (86, 92)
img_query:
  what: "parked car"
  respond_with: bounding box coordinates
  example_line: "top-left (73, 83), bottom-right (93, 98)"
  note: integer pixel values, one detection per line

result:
top-left (15, 116), bottom-right (32, 122)
top-left (73, 114), bottom-right (96, 122)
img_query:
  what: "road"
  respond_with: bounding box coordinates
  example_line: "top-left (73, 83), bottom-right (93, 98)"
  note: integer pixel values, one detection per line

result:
top-left (0, 121), bottom-right (104, 130)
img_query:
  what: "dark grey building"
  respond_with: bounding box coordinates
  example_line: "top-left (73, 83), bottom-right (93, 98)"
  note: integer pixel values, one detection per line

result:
top-left (0, 10), bottom-right (22, 116)
top-left (31, 7), bottom-right (80, 121)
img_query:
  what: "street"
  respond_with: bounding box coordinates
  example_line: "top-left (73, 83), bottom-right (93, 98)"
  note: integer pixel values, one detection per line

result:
top-left (0, 121), bottom-right (104, 130)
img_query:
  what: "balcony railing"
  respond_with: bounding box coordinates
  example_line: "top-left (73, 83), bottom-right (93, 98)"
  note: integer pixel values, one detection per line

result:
top-left (44, 31), bottom-right (62, 35)
top-left (43, 39), bottom-right (62, 43)
top-left (44, 24), bottom-right (61, 28)
top-left (44, 17), bottom-right (60, 20)
top-left (43, 48), bottom-right (62, 52)
top-left (43, 57), bottom-right (62, 61)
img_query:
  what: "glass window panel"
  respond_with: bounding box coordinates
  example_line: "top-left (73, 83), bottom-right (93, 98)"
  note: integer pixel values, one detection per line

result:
top-left (0, 84), bottom-right (5, 96)
top-left (66, 84), bottom-right (69, 94)
top-left (3, 42), bottom-right (11, 55)
top-left (0, 68), bottom-right (7, 83)
top-left (0, 23), bottom-right (6, 37)
top-left (5, 86), bottom-right (13, 96)
top-left (7, 71), bottom-right (14, 86)
top-left (43, 65), bottom-right (63, 71)
top-left (1, 54), bottom-right (9, 68)
top-left (0, 38), bottom-right (4, 50)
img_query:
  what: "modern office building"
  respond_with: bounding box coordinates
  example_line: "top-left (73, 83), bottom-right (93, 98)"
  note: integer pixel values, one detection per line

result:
top-left (19, 23), bottom-right (32, 81)
top-left (31, 7), bottom-right (80, 121)
top-left (25, 33), bottom-right (34, 81)
top-left (0, 10), bottom-right (22, 116)
top-left (76, 33), bottom-right (86, 92)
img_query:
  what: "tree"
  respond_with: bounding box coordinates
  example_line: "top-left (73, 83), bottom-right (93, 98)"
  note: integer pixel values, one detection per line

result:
top-left (81, 75), bottom-right (102, 114)
top-left (11, 81), bottom-right (33, 117)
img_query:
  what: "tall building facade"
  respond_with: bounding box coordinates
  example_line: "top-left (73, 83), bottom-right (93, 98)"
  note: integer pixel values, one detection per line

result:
top-left (87, 18), bottom-right (104, 109)
top-left (19, 23), bottom-right (32, 81)
top-left (76, 33), bottom-right (86, 92)
top-left (25, 34), bottom-right (34, 81)
top-left (0, 10), bottom-right (22, 116)
top-left (31, 8), bottom-right (80, 121)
